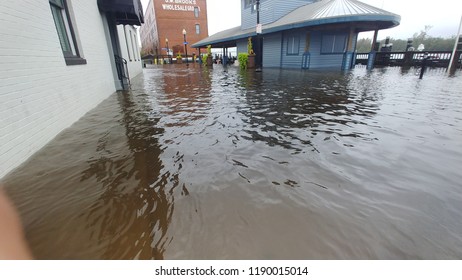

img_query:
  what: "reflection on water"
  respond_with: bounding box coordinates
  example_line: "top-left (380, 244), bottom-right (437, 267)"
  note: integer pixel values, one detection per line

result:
top-left (79, 92), bottom-right (171, 259)
top-left (3, 65), bottom-right (462, 259)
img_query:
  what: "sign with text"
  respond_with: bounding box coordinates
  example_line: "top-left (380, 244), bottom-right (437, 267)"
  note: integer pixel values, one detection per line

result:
top-left (162, 0), bottom-right (197, 12)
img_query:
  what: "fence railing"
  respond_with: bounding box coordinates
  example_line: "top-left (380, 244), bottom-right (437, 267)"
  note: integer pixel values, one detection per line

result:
top-left (355, 51), bottom-right (461, 68)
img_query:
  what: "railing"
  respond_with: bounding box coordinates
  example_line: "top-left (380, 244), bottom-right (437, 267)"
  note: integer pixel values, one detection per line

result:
top-left (115, 55), bottom-right (130, 90)
top-left (355, 51), bottom-right (461, 68)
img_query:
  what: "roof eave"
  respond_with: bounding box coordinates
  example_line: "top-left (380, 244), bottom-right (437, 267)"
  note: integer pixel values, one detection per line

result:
top-left (265, 14), bottom-right (401, 34)
top-left (192, 32), bottom-right (254, 48)
top-left (192, 14), bottom-right (401, 48)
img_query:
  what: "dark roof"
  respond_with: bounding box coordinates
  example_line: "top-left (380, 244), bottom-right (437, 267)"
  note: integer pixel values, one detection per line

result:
top-left (192, 0), bottom-right (400, 48)
top-left (98, 0), bottom-right (144, 26)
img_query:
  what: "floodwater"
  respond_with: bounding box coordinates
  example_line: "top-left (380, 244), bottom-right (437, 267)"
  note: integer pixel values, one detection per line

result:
top-left (3, 65), bottom-right (462, 259)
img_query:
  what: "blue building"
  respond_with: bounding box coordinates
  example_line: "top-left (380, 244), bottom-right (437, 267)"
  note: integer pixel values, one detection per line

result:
top-left (192, 0), bottom-right (400, 70)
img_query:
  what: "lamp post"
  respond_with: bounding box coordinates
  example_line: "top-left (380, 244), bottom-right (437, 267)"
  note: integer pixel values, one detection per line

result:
top-left (165, 38), bottom-right (170, 64)
top-left (183, 28), bottom-right (189, 66)
top-left (256, 0), bottom-right (260, 27)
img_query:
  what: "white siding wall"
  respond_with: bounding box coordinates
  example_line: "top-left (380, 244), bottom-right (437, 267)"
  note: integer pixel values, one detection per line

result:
top-left (0, 0), bottom-right (118, 178)
top-left (117, 25), bottom-right (142, 78)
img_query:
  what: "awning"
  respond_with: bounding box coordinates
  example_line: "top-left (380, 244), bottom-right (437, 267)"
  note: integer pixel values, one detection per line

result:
top-left (98, 0), bottom-right (144, 26)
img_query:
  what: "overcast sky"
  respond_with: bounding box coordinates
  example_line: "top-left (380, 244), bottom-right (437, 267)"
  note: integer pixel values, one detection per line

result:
top-left (141, 0), bottom-right (462, 40)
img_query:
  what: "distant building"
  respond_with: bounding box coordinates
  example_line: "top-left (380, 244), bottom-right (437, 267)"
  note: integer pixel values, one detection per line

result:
top-left (140, 0), bottom-right (209, 57)
top-left (0, 0), bottom-right (144, 178)
top-left (193, 0), bottom-right (401, 70)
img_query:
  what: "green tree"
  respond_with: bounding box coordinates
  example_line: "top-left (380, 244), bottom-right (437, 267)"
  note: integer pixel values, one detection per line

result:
top-left (356, 38), bottom-right (372, 52)
top-left (356, 26), bottom-right (457, 52)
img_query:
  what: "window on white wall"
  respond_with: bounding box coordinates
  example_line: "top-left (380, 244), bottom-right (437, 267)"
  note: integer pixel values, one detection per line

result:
top-left (130, 30), bottom-right (136, 61)
top-left (125, 27), bottom-right (132, 61)
top-left (49, 0), bottom-right (86, 65)
top-left (287, 35), bottom-right (300, 55)
top-left (321, 34), bottom-right (347, 54)
top-left (244, 0), bottom-right (254, 8)
top-left (132, 32), bottom-right (139, 60)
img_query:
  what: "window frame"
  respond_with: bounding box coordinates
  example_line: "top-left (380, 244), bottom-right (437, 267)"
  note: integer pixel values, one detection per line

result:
top-left (195, 24), bottom-right (200, 35)
top-left (194, 7), bottom-right (199, 18)
top-left (133, 32), bottom-right (139, 61)
top-left (286, 34), bottom-right (300, 56)
top-left (244, 0), bottom-right (254, 8)
top-left (125, 26), bottom-right (132, 61)
top-left (244, 0), bottom-right (257, 12)
top-left (130, 29), bottom-right (136, 61)
top-left (49, 0), bottom-right (86, 65)
top-left (321, 34), bottom-right (347, 55)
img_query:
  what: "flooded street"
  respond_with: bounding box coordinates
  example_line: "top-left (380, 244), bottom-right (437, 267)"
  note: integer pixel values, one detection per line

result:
top-left (3, 65), bottom-right (462, 259)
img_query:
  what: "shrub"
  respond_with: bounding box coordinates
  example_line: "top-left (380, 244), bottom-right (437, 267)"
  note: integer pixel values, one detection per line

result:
top-left (238, 53), bottom-right (248, 70)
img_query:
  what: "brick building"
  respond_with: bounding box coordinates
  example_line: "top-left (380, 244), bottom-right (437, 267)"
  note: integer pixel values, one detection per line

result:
top-left (140, 0), bottom-right (208, 58)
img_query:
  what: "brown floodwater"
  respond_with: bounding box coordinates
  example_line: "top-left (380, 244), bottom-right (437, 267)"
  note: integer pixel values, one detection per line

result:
top-left (2, 65), bottom-right (462, 259)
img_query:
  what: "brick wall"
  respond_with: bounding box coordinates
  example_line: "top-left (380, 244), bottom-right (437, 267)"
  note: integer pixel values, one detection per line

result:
top-left (0, 0), bottom-right (121, 178)
top-left (140, 0), bottom-right (158, 54)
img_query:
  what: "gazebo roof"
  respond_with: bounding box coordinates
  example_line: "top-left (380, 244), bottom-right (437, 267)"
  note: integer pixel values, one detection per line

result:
top-left (192, 0), bottom-right (400, 48)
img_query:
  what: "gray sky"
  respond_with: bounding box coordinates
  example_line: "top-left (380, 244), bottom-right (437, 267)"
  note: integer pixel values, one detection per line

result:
top-left (141, 0), bottom-right (462, 39)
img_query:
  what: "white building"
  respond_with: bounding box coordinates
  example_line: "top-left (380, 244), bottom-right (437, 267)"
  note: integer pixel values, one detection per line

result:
top-left (0, 0), bottom-right (144, 179)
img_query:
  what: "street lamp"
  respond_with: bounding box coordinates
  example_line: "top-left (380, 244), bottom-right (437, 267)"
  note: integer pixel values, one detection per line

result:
top-left (165, 38), bottom-right (170, 64)
top-left (182, 28), bottom-right (189, 66)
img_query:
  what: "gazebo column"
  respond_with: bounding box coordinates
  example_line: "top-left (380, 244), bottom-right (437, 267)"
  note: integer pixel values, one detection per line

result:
top-left (342, 25), bottom-right (356, 70)
top-left (367, 29), bottom-right (379, 69)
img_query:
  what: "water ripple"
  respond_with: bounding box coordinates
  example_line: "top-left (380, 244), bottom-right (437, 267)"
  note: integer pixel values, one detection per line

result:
top-left (4, 66), bottom-right (462, 259)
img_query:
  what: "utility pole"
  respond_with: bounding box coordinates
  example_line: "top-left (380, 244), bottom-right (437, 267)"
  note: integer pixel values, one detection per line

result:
top-left (448, 15), bottom-right (462, 73)
top-left (256, 0), bottom-right (262, 71)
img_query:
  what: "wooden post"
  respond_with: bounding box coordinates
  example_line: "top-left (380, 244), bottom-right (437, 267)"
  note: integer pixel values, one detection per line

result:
top-left (403, 38), bottom-right (414, 67)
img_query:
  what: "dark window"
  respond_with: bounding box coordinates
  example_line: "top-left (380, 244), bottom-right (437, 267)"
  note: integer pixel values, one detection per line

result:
top-left (194, 7), bottom-right (199, 18)
top-left (321, 34), bottom-right (347, 54)
top-left (245, 0), bottom-right (258, 12)
top-left (49, 0), bottom-right (86, 65)
top-left (244, 0), bottom-right (255, 8)
top-left (195, 24), bottom-right (200, 35)
top-left (287, 35), bottom-right (300, 55)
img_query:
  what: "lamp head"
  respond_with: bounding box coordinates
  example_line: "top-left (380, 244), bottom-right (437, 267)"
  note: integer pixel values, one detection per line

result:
top-left (182, 29), bottom-right (187, 35)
